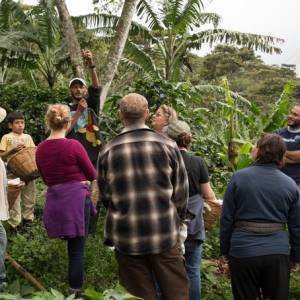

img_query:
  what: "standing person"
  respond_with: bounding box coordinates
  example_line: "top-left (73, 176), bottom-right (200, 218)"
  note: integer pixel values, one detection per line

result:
top-left (67, 49), bottom-right (105, 166)
top-left (67, 50), bottom-right (105, 233)
top-left (0, 111), bottom-right (36, 228)
top-left (167, 120), bottom-right (217, 300)
top-left (220, 133), bottom-right (300, 300)
top-left (98, 93), bottom-right (189, 300)
top-left (152, 104), bottom-right (177, 134)
top-left (36, 104), bottom-right (96, 296)
top-left (0, 107), bottom-right (9, 290)
top-left (274, 105), bottom-right (300, 188)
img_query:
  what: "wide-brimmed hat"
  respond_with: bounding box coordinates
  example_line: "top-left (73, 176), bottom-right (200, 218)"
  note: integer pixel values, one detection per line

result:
top-left (0, 107), bottom-right (7, 123)
top-left (69, 77), bottom-right (87, 88)
top-left (167, 120), bottom-right (191, 140)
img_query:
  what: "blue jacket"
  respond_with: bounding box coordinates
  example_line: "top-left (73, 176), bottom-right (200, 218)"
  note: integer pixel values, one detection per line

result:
top-left (220, 163), bottom-right (300, 262)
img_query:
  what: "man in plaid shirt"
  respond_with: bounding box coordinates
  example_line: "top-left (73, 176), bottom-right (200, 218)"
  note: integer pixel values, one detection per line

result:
top-left (98, 93), bottom-right (189, 299)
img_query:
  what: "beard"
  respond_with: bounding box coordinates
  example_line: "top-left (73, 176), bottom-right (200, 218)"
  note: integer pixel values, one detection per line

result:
top-left (71, 94), bottom-right (84, 101)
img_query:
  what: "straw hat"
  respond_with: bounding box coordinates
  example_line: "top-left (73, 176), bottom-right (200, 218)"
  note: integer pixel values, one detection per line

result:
top-left (0, 107), bottom-right (6, 123)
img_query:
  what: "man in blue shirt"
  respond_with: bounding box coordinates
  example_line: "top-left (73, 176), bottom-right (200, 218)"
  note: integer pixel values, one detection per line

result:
top-left (275, 105), bottom-right (300, 187)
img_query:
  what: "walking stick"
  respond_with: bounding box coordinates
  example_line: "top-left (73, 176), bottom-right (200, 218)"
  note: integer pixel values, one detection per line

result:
top-left (5, 253), bottom-right (47, 292)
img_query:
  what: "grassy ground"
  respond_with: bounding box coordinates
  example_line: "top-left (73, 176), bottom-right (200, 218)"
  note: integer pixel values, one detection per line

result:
top-left (3, 180), bottom-right (300, 299)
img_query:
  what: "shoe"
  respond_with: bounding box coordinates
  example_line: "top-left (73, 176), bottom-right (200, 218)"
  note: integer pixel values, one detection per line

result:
top-left (22, 219), bottom-right (33, 226)
top-left (0, 281), bottom-right (7, 291)
top-left (7, 226), bottom-right (19, 236)
top-left (69, 288), bottom-right (86, 299)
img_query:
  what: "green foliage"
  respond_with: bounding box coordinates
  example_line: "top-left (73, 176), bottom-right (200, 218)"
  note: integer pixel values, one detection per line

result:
top-left (0, 85), bottom-right (68, 143)
top-left (5, 180), bottom-right (117, 295)
top-left (196, 45), bottom-right (300, 109)
top-left (0, 286), bottom-right (141, 300)
top-left (263, 82), bottom-right (293, 132)
top-left (79, 0), bottom-right (283, 81)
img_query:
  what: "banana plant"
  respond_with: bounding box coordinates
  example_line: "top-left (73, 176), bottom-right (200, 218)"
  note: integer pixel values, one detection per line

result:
top-left (76, 0), bottom-right (283, 81)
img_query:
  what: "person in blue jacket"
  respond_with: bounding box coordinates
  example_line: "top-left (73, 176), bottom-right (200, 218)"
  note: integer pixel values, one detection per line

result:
top-left (220, 133), bottom-right (300, 300)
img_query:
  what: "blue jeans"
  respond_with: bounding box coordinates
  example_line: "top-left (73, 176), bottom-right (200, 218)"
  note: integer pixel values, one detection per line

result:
top-left (67, 198), bottom-right (91, 290)
top-left (184, 240), bottom-right (203, 300)
top-left (0, 222), bottom-right (7, 283)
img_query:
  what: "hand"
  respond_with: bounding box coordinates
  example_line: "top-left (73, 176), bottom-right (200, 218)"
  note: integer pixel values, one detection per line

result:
top-left (218, 256), bottom-right (230, 276)
top-left (290, 261), bottom-right (299, 272)
top-left (76, 99), bottom-right (88, 112)
top-left (11, 144), bottom-right (25, 153)
top-left (82, 49), bottom-right (94, 68)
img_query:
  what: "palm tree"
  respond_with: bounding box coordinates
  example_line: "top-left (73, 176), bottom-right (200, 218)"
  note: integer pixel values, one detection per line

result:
top-left (0, 0), bottom-right (69, 87)
top-left (0, 0), bottom-right (36, 83)
top-left (79, 0), bottom-right (283, 81)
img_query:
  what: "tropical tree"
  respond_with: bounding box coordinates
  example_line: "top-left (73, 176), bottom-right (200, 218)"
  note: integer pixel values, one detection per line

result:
top-left (0, 0), bottom-right (35, 84)
top-left (0, 0), bottom-right (69, 87)
top-left (99, 0), bottom-right (141, 110)
top-left (79, 0), bottom-right (283, 81)
top-left (55, 0), bottom-right (84, 78)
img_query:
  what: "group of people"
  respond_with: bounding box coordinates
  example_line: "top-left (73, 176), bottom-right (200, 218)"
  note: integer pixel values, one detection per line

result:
top-left (0, 49), bottom-right (300, 300)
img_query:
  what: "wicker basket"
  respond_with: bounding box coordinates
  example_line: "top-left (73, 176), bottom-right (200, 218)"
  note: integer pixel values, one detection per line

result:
top-left (204, 199), bottom-right (222, 229)
top-left (7, 183), bottom-right (24, 209)
top-left (7, 147), bottom-right (39, 182)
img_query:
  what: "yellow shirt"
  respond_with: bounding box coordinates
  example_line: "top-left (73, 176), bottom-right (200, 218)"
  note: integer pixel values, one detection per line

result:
top-left (0, 132), bottom-right (35, 152)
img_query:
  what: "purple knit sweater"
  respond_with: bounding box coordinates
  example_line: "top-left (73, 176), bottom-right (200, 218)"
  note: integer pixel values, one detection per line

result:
top-left (36, 138), bottom-right (96, 186)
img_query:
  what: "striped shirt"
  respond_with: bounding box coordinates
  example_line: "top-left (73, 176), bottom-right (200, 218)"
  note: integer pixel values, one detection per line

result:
top-left (98, 126), bottom-right (188, 255)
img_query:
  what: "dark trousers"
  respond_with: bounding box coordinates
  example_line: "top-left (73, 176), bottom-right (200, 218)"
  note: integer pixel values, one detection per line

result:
top-left (67, 198), bottom-right (91, 289)
top-left (115, 243), bottom-right (189, 300)
top-left (229, 255), bottom-right (290, 300)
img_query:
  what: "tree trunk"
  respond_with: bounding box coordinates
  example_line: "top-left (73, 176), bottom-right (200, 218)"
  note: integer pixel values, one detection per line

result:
top-left (55, 0), bottom-right (84, 78)
top-left (100, 0), bottom-right (139, 111)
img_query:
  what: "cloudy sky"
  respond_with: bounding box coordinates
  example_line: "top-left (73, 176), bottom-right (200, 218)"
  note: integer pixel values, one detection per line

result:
top-left (24, 0), bottom-right (300, 74)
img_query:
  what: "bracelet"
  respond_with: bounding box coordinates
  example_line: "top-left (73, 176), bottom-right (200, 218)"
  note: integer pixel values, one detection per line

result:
top-left (89, 65), bottom-right (96, 69)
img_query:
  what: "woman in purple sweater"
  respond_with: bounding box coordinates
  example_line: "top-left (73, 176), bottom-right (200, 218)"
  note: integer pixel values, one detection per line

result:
top-left (36, 104), bottom-right (96, 296)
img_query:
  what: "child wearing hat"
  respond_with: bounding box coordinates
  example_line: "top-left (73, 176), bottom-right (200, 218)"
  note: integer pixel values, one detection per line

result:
top-left (0, 111), bottom-right (36, 228)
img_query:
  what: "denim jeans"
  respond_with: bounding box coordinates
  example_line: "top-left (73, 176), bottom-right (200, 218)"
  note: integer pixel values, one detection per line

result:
top-left (67, 198), bottom-right (91, 290)
top-left (184, 240), bottom-right (203, 300)
top-left (0, 222), bottom-right (7, 283)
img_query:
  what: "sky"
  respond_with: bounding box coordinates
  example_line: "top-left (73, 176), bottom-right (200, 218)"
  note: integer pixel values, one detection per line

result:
top-left (23, 0), bottom-right (300, 74)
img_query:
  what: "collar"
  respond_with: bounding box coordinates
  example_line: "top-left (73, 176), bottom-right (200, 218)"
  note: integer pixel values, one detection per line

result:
top-left (253, 161), bottom-right (278, 168)
top-left (287, 126), bottom-right (300, 133)
top-left (121, 124), bottom-right (149, 133)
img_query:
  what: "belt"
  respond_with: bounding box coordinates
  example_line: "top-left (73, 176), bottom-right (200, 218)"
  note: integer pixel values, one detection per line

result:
top-left (235, 221), bottom-right (285, 234)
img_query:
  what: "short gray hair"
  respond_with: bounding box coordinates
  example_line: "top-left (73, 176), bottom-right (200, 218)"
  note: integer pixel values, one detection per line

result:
top-left (119, 93), bottom-right (148, 121)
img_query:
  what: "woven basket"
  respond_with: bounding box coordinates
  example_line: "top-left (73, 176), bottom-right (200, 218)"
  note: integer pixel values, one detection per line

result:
top-left (7, 183), bottom-right (24, 209)
top-left (7, 147), bottom-right (39, 182)
top-left (204, 199), bottom-right (222, 229)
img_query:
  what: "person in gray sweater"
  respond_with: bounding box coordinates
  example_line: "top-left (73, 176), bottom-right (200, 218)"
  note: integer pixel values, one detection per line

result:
top-left (220, 133), bottom-right (300, 300)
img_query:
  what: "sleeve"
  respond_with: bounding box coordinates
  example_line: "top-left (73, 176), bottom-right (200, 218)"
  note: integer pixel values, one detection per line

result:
top-left (74, 141), bottom-right (97, 181)
top-left (220, 174), bottom-right (237, 256)
top-left (0, 135), bottom-right (8, 152)
top-left (28, 135), bottom-right (35, 147)
top-left (35, 146), bottom-right (47, 185)
top-left (87, 86), bottom-right (102, 114)
top-left (288, 188), bottom-right (300, 262)
top-left (198, 158), bottom-right (209, 184)
top-left (171, 147), bottom-right (189, 220)
top-left (97, 152), bottom-right (110, 208)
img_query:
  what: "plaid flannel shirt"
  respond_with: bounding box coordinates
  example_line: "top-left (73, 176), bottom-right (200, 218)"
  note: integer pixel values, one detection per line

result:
top-left (98, 126), bottom-right (188, 255)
